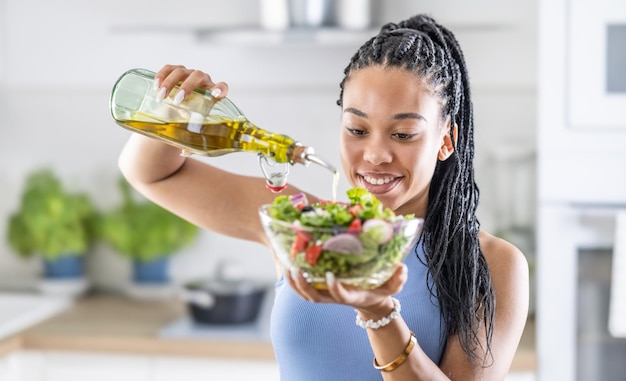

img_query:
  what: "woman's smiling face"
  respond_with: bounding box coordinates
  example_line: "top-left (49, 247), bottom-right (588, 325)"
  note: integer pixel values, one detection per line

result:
top-left (339, 65), bottom-right (453, 217)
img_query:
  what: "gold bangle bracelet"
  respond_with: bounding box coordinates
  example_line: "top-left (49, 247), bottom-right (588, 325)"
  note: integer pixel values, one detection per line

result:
top-left (373, 331), bottom-right (417, 372)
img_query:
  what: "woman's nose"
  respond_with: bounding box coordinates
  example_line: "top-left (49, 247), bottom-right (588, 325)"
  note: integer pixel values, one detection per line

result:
top-left (362, 140), bottom-right (392, 166)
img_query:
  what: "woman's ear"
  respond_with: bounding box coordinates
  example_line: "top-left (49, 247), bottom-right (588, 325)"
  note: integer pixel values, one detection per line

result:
top-left (438, 123), bottom-right (458, 161)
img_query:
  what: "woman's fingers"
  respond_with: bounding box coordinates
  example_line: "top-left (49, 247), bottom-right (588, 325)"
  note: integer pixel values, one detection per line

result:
top-left (286, 267), bottom-right (321, 302)
top-left (153, 64), bottom-right (181, 84)
top-left (380, 264), bottom-right (408, 295)
top-left (178, 69), bottom-right (224, 97)
top-left (154, 65), bottom-right (190, 94)
top-left (153, 65), bottom-right (229, 104)
top-left (327, 264), bottom-right (408, 308)
top-left (207, 81), bottom-right (229, 98)
top-left (287, 264), bottom-right (409, 307)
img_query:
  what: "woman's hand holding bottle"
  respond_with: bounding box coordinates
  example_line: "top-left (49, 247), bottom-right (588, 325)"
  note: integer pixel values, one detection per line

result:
top-left (153, 64), bottom-right (229, 104)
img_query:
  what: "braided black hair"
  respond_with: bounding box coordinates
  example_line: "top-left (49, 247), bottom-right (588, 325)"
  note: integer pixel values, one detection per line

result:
top-left (337, 14), bottom-right (495, 366)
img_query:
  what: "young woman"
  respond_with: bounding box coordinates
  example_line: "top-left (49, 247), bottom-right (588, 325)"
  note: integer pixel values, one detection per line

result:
top-left (119, 14), bottom-right (529, 380)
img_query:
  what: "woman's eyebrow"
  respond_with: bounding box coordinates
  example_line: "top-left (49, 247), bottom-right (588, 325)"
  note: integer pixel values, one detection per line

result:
top-left (343, 107), bottom-right (367, 117)
top-left (393, 112), bottom-right (427, 122)
top-left (344, 108), bottom-right (427, 123)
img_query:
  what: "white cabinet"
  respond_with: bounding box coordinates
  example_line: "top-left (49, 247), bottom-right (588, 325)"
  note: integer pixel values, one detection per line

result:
top-left (1, 350), bottom-right (279, 381)
top-left (152, 356), bottom-right (279, 381)
top-left (41, 352), bottom-right (149, 381)
top-left (0, 355), bottom-right (16, 381)
top-left (537, 0), bottom-right (626, 380)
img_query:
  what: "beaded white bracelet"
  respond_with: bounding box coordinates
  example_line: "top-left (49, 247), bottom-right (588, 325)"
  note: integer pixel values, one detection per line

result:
top-left (355, 297), bottom-right (401, 329)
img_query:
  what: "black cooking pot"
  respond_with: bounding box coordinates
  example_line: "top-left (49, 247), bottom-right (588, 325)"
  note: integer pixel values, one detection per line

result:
top-left (182, 279), bottom-right (268, 325)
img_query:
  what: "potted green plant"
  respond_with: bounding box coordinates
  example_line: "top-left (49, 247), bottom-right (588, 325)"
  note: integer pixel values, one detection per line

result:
top-left (6, 168), bottom-right (96, 293)
top-left (97, 176), bottom-right (199, 286)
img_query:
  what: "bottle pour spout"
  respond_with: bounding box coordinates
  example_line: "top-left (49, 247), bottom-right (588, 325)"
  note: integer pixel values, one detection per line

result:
top-left (294, 146), bottom-right (337, 174)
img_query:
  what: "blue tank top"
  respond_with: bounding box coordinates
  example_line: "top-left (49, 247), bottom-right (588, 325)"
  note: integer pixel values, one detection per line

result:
top-left (270, 241), bottom-right (447, 380)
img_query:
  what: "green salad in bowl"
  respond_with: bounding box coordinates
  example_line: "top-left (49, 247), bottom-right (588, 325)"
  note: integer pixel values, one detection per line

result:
top-left (259, 188), bottom-right (424, 289)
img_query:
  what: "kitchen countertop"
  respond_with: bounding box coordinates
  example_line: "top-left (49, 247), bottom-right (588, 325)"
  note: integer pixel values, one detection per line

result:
top-left (0, 292), bottom-right (275, 361)
top-left (0, 292), bottom-right (536, 371)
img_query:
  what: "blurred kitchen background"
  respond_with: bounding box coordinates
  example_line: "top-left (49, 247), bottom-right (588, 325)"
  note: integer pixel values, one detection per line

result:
top-left (0, 0), bottom-right (624, 380)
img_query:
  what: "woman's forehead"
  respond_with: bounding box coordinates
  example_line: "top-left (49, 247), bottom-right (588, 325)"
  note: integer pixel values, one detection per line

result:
top-left (342, 67), bottom-right (440, 114)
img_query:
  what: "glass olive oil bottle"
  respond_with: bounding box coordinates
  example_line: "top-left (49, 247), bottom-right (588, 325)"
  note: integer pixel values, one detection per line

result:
top-left (110, 68), bottom-right (319, 165)
top-left (110, 68), bottom-right (337, 192)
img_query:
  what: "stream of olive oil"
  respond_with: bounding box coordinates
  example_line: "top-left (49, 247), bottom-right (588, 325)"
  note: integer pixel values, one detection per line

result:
top-left (331, 170), bottom-right (339, 203)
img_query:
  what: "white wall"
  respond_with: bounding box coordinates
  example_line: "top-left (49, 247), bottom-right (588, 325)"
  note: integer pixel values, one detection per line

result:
top-left (0, 0), bottom-right (4, 82)
top-left (0, 0), bottom-right (538, 291)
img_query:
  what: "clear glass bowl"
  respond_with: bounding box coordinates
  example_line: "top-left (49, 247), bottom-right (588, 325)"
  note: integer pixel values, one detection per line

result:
top-left (259, 205), bottom-right (424, 290)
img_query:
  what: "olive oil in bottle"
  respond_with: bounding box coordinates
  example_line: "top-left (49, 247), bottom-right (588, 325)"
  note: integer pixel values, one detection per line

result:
top-left (116, 118), bottom-right (306, 164)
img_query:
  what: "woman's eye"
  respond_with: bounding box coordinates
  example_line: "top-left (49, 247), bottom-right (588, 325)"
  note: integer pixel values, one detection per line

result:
top-left (393, 132), bottom-right (417, 140)
top-left (347, 127), bottom-right (367, 136)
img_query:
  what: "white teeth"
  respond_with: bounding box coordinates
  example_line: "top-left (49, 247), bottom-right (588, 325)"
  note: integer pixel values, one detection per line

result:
top-left (363, 175), bottom-right (394, 185)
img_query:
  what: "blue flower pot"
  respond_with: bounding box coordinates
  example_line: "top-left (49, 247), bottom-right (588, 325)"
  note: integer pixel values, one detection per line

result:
top-left (44, 255), bottom-right (84, 279)
top-left (132, 257), bottom-right (169, 284)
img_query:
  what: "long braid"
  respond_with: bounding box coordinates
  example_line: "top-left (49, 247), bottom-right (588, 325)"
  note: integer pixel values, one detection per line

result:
top-left (337, 14), bottom-right (495, 366)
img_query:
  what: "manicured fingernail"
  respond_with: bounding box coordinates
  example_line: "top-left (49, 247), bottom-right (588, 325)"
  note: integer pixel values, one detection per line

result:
top-left (156, 87), bottom-right (167, 102)
top-left (153, 78), bottom-right (161, 91)
top-left (173, 89), bottom-right (185, 106)
top-left (210, 87), bottom-right (222, 98)
top-left (326, 271), bottom-right (335, 287)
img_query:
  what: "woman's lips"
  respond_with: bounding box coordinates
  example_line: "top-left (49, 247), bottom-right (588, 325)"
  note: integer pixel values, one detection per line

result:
top-left (359, 174), bottom-right (399, 194)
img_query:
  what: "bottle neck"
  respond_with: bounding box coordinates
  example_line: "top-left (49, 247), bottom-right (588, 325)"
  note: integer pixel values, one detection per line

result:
top-left (289, 145), bottom-right (310, 165)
